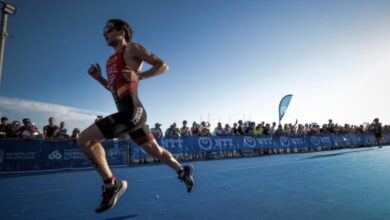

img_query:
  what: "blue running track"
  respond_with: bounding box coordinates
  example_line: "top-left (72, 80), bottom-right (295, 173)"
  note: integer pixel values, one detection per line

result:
top-left (1, 146), bottom-right (390, 220)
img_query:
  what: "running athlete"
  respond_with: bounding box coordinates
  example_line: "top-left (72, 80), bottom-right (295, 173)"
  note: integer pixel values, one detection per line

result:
top-left (373, 118), bottom-right (382, 148)
top-left (77, 19), bottom-right (194, 213)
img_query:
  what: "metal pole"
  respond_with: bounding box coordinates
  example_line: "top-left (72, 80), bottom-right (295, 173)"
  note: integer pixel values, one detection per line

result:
top-left (0, 11), bottom-right (8, 86)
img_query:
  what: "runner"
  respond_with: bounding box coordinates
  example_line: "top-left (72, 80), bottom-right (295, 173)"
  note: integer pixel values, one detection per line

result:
top-left (373, 118), bottom-right (382, 148)
top-left (77, 19), bottom-right (194, 213)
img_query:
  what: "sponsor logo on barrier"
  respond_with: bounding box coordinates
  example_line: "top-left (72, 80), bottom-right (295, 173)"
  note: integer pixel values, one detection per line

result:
top-left (257, 137), bottom-right (273, 146)
top-left (198, 137), bottom-right (213, 150)
top-left (243, 137), bottom-right (256, 148)
top-left (160, 139), bottom-right (184, 149)
top-left (48, 150), bottom-right (62, 160)
top-left (107, 148), bottom-right (124, 158)
top-left (290, 138), bottom-right (304, 146)
top-left (311, 136), bottom-right (320, 146)
top-left (215, 139), bottom-right (234, 148)
top-left (280, 137), bottom-right (290, 147)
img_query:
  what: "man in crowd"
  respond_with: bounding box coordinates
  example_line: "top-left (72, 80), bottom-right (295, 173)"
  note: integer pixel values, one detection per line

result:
top-left (0, 116), bottom-right (12, 138)
top-left (56, 121), bottom-right (69, 139)
top-left (165, 123), bottom-right (180, 138)
top-left (180, 120), bottom-right (192, 137)
top-left (213, 122), bottom-right (224, 136)
top-left (43, 117), bottom-right (59, 139)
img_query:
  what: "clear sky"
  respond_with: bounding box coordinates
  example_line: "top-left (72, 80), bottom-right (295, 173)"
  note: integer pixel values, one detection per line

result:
top-left (0, 0), bottom-right (389, 133)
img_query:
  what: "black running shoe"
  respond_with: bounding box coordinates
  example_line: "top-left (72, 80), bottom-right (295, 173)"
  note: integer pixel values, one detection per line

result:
top-left (178, 164), bottom-right (194, 193)
top-left (95, 180), bottom-right (128, 213)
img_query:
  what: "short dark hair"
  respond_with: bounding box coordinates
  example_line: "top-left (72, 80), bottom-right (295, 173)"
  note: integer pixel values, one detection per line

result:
top-left (1, 116), bottom-right (8, 121)
top-left (108, 19), bottom-right (133, 42)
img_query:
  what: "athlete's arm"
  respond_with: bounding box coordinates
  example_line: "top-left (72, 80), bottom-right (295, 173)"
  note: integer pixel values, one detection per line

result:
top-left (130, 43), bottom-right (169, 80)
top-left (88, 63), bottom-right (110, 90)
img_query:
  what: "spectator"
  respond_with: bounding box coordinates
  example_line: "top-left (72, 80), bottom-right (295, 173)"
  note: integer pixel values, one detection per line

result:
top-left (180, 120), bottom-right (192, 137)
top-left (252, 123), bottom-right (264, 137)
top-left (18, 118), bottom-right (32, 138)
top-left (10, 120), bottom-right (21, 138)
top-left (20, 122), bottom-right (42, 139)
top-left (274, 124), bottom-right (283, 137)
top-left (245, 122), bottom-right (255, 135)
top-left (223, 124), bottom-right (232, 136)
top-left (199, 121), bottom-right (211, 136)
top-left (283, 124), bottom-right (289, 136)
top-left (372, 118), bottom-right (382, 148)
top-left (296, 124), bottom-right (305, 136)
top-left (71, 128), bottom-right (81, 139)
top-left (354, 125), bottom-right (364, 134)
top-left (165, 123), bottom-right (180, 138)
top-left (327, 119), bottom-right (335, 133)
top-left (321, 124), bottom-right (328, 134)
top-left (151, 123), bottom-right (163, 139)
top-left (270, 122), bottom-right (277, 136)
top-left (231, 123), bottom-right (239, 135)
top-left (237, 120), bottom-right (245, 135)
top-left (43, 117), bottom-right (59, 139)
top-left (263, 123), bottom-right (271, 136)
top-left (191, 122), bottom-right (201, 136)
top-left (56, 121), bottom-right (69, 139)
top-left (213, 122), bottom-right (224, 136)
top-left (0, 116), bottom-right (12, 138)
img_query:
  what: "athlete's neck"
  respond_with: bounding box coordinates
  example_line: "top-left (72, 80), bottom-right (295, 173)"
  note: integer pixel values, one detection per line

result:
top-left (113, 40), bottom-right (128, 52)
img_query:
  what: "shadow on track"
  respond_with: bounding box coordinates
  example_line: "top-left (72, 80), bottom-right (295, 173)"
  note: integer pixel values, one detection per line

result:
top-left (104, 214), bottom-right (139, 220)
top-left (304, 148), bottom-right (375, 160)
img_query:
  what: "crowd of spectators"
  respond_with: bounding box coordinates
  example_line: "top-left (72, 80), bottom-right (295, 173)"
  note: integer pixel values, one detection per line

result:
top-left (0, 116), bottom-right (80, 140)
top-left (1, 115), bottom-right (388, 141)
top-left (152, 118), bottom-right (389, 138)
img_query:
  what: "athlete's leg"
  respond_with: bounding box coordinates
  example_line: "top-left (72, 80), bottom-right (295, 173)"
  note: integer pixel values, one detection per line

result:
top-left (139, 138), bottom-right (194, 192)
top-left (140, 139), bottom-right (182, 172)
top-left (77, 124), bottom-right (114, 182)
top-left (78, 123), bottom-right (128, 213)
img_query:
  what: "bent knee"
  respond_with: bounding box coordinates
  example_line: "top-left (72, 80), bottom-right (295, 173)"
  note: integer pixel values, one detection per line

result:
top-left (142, 142), bottom-right (164, 156)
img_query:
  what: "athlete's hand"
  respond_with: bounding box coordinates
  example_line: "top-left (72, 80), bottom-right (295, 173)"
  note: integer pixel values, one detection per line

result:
top-left (122, 68), bottom-right (140, 82)
top-left (88, 63), bottom-right (102, 79)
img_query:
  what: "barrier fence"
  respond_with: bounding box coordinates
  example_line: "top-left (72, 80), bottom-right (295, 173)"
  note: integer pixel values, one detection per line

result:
top-left (1, 133), bottom-right (389, 173)
top-left (0, 139), bottom-right (129, 173)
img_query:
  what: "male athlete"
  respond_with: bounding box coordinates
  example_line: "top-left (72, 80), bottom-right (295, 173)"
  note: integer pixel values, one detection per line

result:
top-left (373, 118), bottom-right (382, 148)
top-left (77, 19), bottom-right (194, 213)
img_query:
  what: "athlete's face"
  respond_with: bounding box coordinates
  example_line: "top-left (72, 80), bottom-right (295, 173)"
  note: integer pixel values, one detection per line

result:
top-left (103, 22), bottom-right (122, 46)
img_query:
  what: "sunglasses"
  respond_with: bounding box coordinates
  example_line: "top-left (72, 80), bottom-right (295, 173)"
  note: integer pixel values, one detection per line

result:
top-left (103, 26), bottom-right (119, 34)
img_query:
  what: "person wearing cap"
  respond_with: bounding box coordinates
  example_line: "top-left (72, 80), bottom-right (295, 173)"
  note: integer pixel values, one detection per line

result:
top-left (151, 123), bottom-right (163, 139)
top-left (0, 116), bottom-right (12, 138)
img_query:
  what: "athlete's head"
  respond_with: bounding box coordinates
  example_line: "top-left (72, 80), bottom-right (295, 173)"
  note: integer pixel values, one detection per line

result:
top-left (103, 19), bottom-right (133, 46)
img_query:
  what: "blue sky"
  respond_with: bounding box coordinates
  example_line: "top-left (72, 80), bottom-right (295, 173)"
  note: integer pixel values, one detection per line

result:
top-left (0, 0), bottom-right (389, 132)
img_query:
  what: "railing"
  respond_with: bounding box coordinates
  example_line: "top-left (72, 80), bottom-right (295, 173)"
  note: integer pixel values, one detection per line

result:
top-left (0, 133), bottom-right (388, 173)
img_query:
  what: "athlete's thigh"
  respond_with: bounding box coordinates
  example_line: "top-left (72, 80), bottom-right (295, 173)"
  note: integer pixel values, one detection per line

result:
top-left (129, 125), bottom-right (154, 146)
top-left (78, 123), bottom-right (105, 147)
top-left (95, 112), bottom-right (132, 139)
